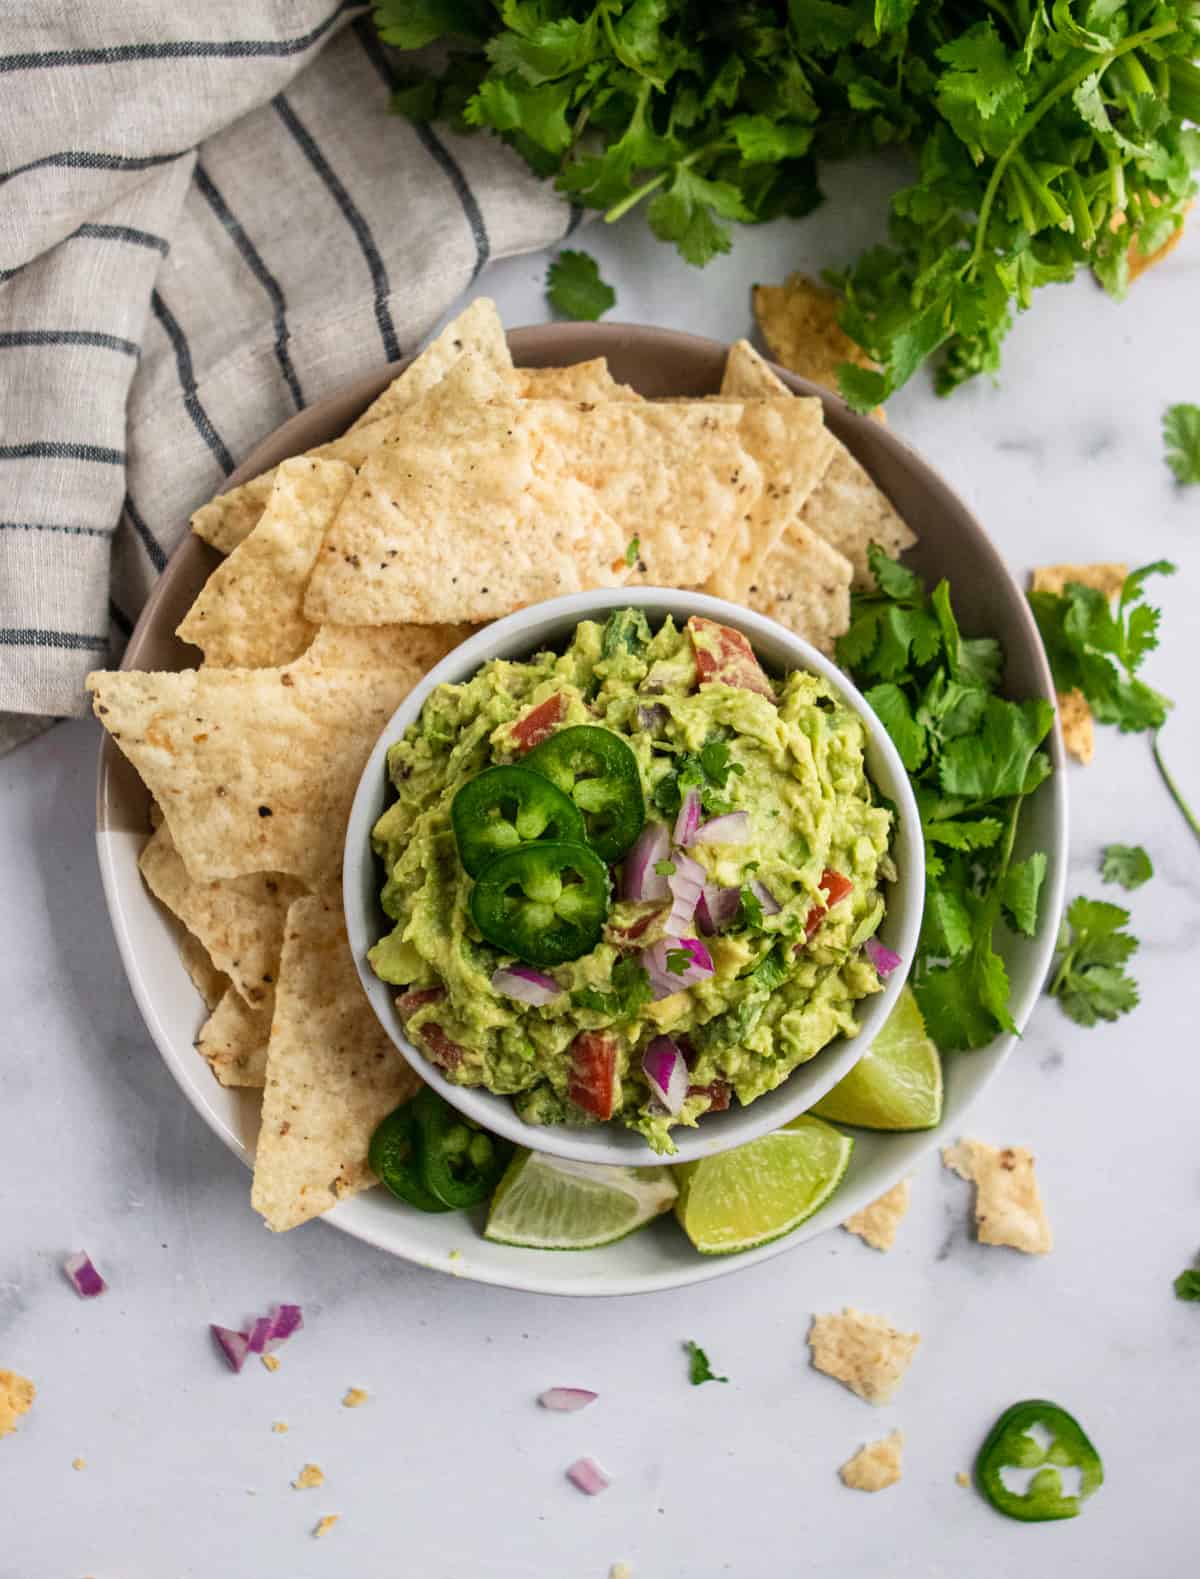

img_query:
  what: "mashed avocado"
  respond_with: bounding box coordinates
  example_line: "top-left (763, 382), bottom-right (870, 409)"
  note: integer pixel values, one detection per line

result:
top-left (370, 610), bottom-right (894, 1153)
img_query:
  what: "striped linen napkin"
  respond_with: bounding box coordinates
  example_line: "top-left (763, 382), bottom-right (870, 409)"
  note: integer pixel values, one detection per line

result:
top-left (0, 3), bottom-right (574, 752)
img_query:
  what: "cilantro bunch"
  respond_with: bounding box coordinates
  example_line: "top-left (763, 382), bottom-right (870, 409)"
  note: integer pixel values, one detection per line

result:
top-left (839, 547), bottom-right (1053, 1051)
top-left (376, 1), bottom-right (1200, 405)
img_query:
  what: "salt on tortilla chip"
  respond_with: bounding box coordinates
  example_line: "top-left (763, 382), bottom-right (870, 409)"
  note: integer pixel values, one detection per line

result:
top-left (139, 822), bottom-right (304, 1006)
top-left (839, 1431), bottom-right (904, 1492)
top-left (349, 298), bottom-right (511, 433)
top-left (1030, 562), bottom-right (1128, 600)
top-left (178, 929), bottom-right (228, 1011)
top-left (745, 521), bottom-right (852, 654)
top-left (704, 397), bottom-right (836, 602)
top-left (0, 1370), bottom-right (35, 1439)
top-left (1056, 687), bottom-right (1095, 764)
top-left (513, 360), bottom-right (641, 403)
top-left (842, 1178), bottom-right (911, 1251)
top-left (251, 896), bottom-right (420, 1231)
top-left (943, 1137), bottom-right (1053, 1255)
top-left (808, 1308), bottom-right (920, 1405)
top-left (753, 273), bottom-right (885, 421)
top-left (197, 988), bottom-right (273, 1087)
top-left (177, 458), bottom-right (354, 667)
top-left (89, 657), bottom-right (431, 891)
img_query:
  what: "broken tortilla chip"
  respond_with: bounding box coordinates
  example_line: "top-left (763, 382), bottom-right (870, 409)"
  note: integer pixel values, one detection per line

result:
top-left (177, 457), bottom-right (354, 667)
top-left (89, 657), bottom-right (428, 891)
top-left (1030, 562), bottom-right (1128, 600)
top-left (197, 988), bottom-right (273, 1087)
top-left (350, 298), bottom-right (511, 433)
top-left (0, 1370), bottom-right (35, 1439)
top-left (943, 1137), bottom-right (1053, 1255)
top-left (839, 1430), bottom-right (904, 1492)
top-left (842, 1178), bottom-right (911, 1252)
top-left (753, 274), bottom-right (885, 421)
top-left (251, 897), bottom-right (420, 1231)
top-left (809, 1308), bottom-right (920, 1405)
top-left (1056, 687), bottom-right (1095, 764)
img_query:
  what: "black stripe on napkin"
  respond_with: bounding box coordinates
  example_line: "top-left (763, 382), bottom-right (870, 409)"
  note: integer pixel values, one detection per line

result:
top-left (194, 162), bottom-right (303, 411)
top-left (108, 598), bottom-right (134, 638)
top-left (0, 627), bottom-right (109, 652)
top-left (0, 441), bottom-right (125, 464)
top-left (150, 291), bottom-right (236, 476)
top-left (123, 494), bottom-right (167, 574)
top-left (271, 93), bottom-right (400, 363)
top-left (0, 329), bottom-right (139, 357)
top-left (0, 148), bottom-right (188, 189)
top-left (76, 222), bottom-right (170, 255)
top-left (0, 520), bottom-right (112, 538)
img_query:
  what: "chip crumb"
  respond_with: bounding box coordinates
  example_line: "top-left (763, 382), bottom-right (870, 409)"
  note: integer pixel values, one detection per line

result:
top-left (808, 1308), bottom-right (920, 1405)
top-left (942, 1137), bottom-right (1053, 1255)
top-left (1030, 562), bottom-right (1128, 601)
top-left (956, 1471), bottom-right (970, 1487)
top-left (0, 1370), bottom-right (35, 1439)
top-left (72, 1456), bottom-right (87, 1470)
top-left (292, 1463), bottom-right (325, 1490)
top-left (839, 1430), bottom-right (904, 1492)
top-left (342, 1388), bottom-right (368, 1409)
top-left (272, 1421), bottom-right (289, 1434)
top-left (261, 1353), bottom-right (281, 1372)
top-left (1056, 688), bottom-right (1095, 765)
top-left (842, 1178), bottom-right (911, 1251)
top-left (313, 1514), bottom-right (340, 1539)
top-left (609, 1564), bottom-right (633, 1579)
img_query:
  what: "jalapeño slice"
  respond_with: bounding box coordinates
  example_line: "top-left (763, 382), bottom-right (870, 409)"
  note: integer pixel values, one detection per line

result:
top-left (975, 1400), bottom-right (1103, 1522)
top-left (524, 725), bottom-right (645, 863)
top-left (451, 764), bottom-right (586, 878)
top-left (410, 1087), bottom-right (512, 1209)
top-left (368, 1101), bottom-right (452, 1213)
top-left (470, 840), bottom-right (610, 966)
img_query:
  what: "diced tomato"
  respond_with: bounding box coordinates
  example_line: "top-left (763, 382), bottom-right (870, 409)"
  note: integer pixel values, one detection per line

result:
top-left (688, 1079), bottom-right (731, 1112)
top-left (802, 867), bottom-right (854, 941)
top-left (687, 617), bottom-right (775, 701)
top-left (396, 987), bottom-right (445, 1020)
top-left (418, 1023), bottom-right (465, 1072)
top-left (567, 1031), bottom-right (618, 1121)
top-left (512, 693), bottom-right (565, 753)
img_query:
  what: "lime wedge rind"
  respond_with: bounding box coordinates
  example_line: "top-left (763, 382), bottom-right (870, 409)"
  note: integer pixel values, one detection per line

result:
top-left (809, 985), bottom-right (943, 1132)
top-left (484, 1151), bottom-right (678, 1251)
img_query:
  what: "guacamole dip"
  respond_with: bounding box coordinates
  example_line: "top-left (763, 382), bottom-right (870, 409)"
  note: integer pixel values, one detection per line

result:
top-left (369, 609), bottom-right (894, 1153)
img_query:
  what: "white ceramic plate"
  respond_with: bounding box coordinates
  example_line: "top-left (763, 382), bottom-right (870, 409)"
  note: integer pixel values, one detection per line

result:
top-left (95, 322), bottom-right (1067, 1297)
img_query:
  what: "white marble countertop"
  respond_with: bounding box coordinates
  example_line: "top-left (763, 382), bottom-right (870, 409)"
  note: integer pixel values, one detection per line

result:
top-left (3, 176), bottom-right (1199, 1578)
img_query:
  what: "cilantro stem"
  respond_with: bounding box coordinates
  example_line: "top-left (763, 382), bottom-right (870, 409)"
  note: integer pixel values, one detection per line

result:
top-left (604, 170), bottom-right (669, 223)
top-left (1152, 730), bottom-right (1200, 846)
top-left (964, 19), bottom-right (1179, 282)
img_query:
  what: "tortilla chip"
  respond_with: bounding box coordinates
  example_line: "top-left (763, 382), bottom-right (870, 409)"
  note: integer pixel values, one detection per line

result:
top-left (943, 1137), bottom-right (1053, 1254)
top-left (721, 338), bottom-right (791, 400)
top-left (0, 1370), bottom-right (35, 1439)
top-left (349, 298), bottom-right (511, 433)
top-left (808, 1308), bottom-right (920, 1405)
top-left (251, 896), bottom-right (420, 1231)
top-left (89, 656), bottom-right (429, 890)
top-left (753, 274), bottom-right (885, 421)
top-left (842, 1178), bottom-right (911, 1251)
top-left (1056, 688), bottom-right (1094, 764)
top-left (178, 928), bottom-right (228, 1011)
top-left (177, 458), bottom-right (354, 667)
top-left (299, 622), bottom-right (472, 671)
top-left (197, 987), bottom-right (273, 1087)
top-left (801, 449), bottom-right (916, 589)
top-left (513, 360), bottom-right (641, 403)
top-left (839, 1431), bottom-right (904, 1492)
top-left (704, 397), bottom-right (836, 602)
top-left (745, 521), bottom-right (852, 654)
top-left (191, 472), bottom-right (278, 557)
top-left (1030, 562), bottom-right (1128, 600)
top-left (139, 821), bottom-right (304, 1005)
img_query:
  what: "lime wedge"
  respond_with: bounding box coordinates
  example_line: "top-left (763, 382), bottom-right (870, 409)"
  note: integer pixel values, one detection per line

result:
top-left (673, 1115), bottom-right (853, 1256)
top-left (484, 1151), bottom-right (678, 1250)
top-left (809, 985), bottom-right (943, 1131)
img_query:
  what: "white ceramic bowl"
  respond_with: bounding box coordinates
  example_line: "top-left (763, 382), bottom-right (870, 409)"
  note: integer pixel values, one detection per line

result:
top-left (344, 587), bottom-right (925, 1167)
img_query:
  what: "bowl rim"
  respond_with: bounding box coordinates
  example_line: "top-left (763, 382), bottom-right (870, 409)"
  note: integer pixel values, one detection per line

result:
top-left (344, 585), bottom-right (925, 1167)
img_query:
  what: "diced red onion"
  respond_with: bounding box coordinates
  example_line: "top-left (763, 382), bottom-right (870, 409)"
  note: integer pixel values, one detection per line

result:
top-left (642, 1036), bottom-right (689, 1115)
top-left (492, 965), bottom-right (560, 1006)
top-left (245, 1315), bottom-right (274, 1355)
top-left (750, 878), bottom-right (781, 915)
top-left (642, 936), bottom-right (715, 1000)
top-left (266, 1303), bottom-right (304, 1346)
top-left (693, 811), bottom-right (750, 846)
top-left (673, 787), bottom-right (702, 847)
top-left (622, 822), bottom-right (670, 902)
top-left (63, 1251), bottom-right (106, 1299)
top-left (667, 850), bottom-right (705, 932)
top-left (636, 703), bottom-right (669, 733)
top-left (539, 1388), bottom-right (598, 1412)
top-left (566, 1457), bottom-right (611, 1495)
top-left (864, 936), bottom-right (902, 977)
top-left (698, 882), bottom-right (742, 934)
top-left (211, 1325), bottom-right (251, 1373)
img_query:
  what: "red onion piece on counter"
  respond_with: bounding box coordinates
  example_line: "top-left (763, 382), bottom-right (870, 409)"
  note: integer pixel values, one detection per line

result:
top-left (492, 965), bottom-right (561, 1005)
top-left (641, 1036), bottom-right (689, 1114)
top-left (666, 850), bottom-right (705, 932)
top-left (673, 787), bottom-right (702, 847)
top-left (864, 936), bottom-right (902, 977)
top-left (265, 1303), bottom-right (304, 1346)
top-left (539, 1388), bottom-right (598, 1412)
top-left (63, 1251), bottom-right (106, 1299)
top-left (692, 811), bottom-right (750, 845)
top-left (566, 1457), bottom-right (611, 1495)
top-left (697, 882), bottom-right (742, 934)
top-left (642, 937), bottom-right (715, 999)
top-left (211, 1325), bottom-right (251, 1373)
top-left (622, 822), bottom-right (670, 903)
top-left (245, 1316), bottom-right (274, 1355)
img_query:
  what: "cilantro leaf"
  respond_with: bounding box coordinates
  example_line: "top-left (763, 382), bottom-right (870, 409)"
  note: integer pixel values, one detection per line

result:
top-left (864, 682), bottom-right (927, 772)
top-left (1175, 1270), bottom-right (1200, 1302)
top-left (737, 884), bottom-right (765, 930)
top-left (1100, 843), bottom-right (1154, 890)
top-left (665, 946), bottom-right (693, 976)
top-left (939, 697), bottom-right (1054, 799)
top-left (1000, 852), bottom-right (1047, 937)
top-left (684, 1339), bottom-right (727, 1386)
top-left (1048, 897), bottom-right (1140, 1027)
top-left (545, 250), bottom-right (616, 322)
top-left (625, 535), bottom-right (641, 566)
top-left (1164, 404), bottom-right (1200, 485)
top-left (571, 958), bottom-right (651, 1020)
